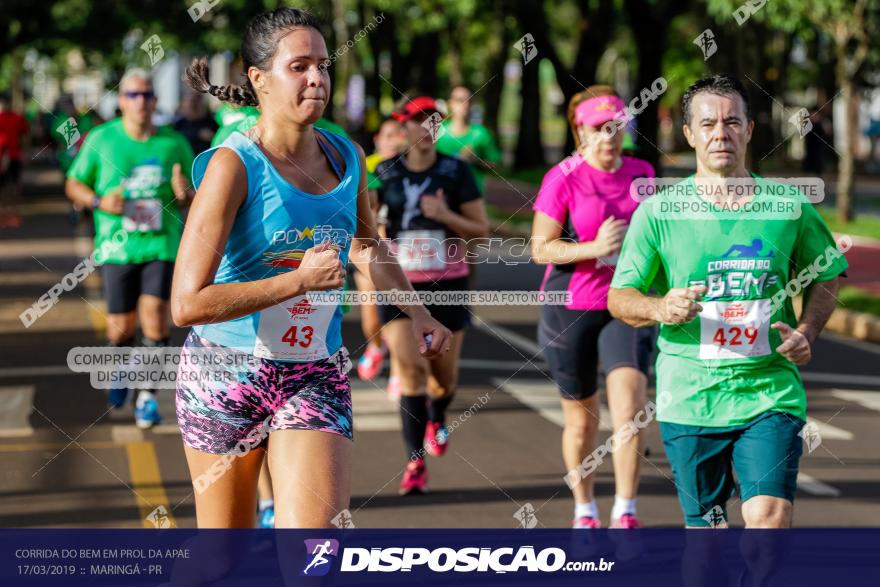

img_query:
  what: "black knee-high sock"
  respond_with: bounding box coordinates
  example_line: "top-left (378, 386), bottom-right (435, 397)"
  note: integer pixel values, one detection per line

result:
top-left (427, 395), bottom-right (454, 425)
top-left (400, 395), bottom-right (428, 460)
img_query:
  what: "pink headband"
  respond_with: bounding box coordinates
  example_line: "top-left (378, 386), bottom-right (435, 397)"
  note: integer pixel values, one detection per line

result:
top-left (574, 95), bottom-right (625, 127)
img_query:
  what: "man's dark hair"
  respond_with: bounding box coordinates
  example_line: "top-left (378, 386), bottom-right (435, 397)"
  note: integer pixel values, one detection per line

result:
top-left (682, 74), bottom-right (751, 125)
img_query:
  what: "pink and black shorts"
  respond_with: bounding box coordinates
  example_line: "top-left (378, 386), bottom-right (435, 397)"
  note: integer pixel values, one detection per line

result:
top-left (175, 331), bottom-right (353, 454)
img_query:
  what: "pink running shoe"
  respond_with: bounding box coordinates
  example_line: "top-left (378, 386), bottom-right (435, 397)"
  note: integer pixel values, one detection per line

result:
top-left (610, 514), bottom-right (641, 529)
top-left (399, 458), bottom-right (428, 495)
top-left (386, 376), bottom-right (401, 401)
top-left (423, 421), bottom-right (449, 457)
top-left (357, 344), bottom-right (386, 381)
top-left (573, 516), bottom-right (602, 529)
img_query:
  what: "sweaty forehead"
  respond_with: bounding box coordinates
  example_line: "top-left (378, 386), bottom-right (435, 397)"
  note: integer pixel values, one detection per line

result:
top-left (273, 28), bottom-right (329, 62)
top-left (692, 92), bottom-right (746, 120)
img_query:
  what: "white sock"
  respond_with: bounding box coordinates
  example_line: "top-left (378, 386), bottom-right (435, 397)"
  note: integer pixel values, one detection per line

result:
top-left (258, 499), bottom-right (274, 511)
top-left (136, 390), bottom-right (155, 407)
top-left (611, 495), bottom-right (637, 519)
top-left (574, 500), bottom-right (599, 520)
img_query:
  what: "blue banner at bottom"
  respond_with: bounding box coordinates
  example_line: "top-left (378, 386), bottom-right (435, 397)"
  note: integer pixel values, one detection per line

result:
top-left (2, 529), bottom-right (878, 586)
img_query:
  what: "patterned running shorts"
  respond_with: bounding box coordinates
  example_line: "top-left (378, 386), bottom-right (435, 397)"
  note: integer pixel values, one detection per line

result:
top-left (175, 330), bottom-right (353, 454)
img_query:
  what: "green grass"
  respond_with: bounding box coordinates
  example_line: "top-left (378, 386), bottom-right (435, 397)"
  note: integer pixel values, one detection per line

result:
top-left (817, 209), bottom-right (880, 241)
top-left (485, 203), bottom-right (533, 232)
top-left (838, 287), bottom-right (880, 318)
top-left (504, 167), bottom-right (547, 187)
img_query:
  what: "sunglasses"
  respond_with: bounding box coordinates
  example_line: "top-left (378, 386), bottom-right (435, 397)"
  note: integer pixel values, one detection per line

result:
top-left (123, 91), bottom-right (156, 100)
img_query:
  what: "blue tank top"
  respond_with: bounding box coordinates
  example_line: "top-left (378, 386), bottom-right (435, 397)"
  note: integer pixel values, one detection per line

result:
top-left (190, 128), bottom-right (359, 362)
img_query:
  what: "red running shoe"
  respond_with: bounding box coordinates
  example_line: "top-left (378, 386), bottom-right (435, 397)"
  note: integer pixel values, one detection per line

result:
top-left (399, 458), bottom-right (428, 495)
top-left (423, 421), bottom-right (449, 457)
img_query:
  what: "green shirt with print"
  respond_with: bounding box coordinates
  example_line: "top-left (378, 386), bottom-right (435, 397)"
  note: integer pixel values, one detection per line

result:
top-left (67, 118), bottom-right (194, 265)
top-left (435, 121), bottom-right (501, 193)
top-left (610, 175), bottom-right (848, 427)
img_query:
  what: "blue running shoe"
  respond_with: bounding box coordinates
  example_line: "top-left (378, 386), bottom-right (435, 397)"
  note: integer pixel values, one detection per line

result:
top-left (258, 505), bottom-right (275, 529)
top-left (107, 388), bottom-right (130, 409)
top-left (134, 394), bottom-right (162, 429)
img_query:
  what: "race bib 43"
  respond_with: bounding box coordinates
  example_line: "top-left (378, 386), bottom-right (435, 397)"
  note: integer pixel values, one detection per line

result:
top-left (254, 297), bottom-right (334, 361)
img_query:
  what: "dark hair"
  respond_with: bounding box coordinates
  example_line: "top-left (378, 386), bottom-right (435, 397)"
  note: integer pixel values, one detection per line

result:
top-left (184, 7), bottom-right (322, 107)
top-left (682, 73), bottom-right (751, 125)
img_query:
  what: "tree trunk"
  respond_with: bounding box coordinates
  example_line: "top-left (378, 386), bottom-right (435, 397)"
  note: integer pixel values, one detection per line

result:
top-left (387, 14), bottom-right (406, 100)
top-left (836, 75), bottom-right (855, 223)
top-left (413, 30), bottom-right (441, 97)
top-left (482, 0), bottom-right (509, 139)
top-left (630, 23), bottom-right (664, 171)
top-left (834, 39), bottom-right (855, 223)
top-left (513, 0), bottom-right (545, 169)
top-left (446, 21), bottom-right (463, 89)
top-left (625, 0), bottom-right (686, 172)
top-left (515, 54), bottom-right (544, 169)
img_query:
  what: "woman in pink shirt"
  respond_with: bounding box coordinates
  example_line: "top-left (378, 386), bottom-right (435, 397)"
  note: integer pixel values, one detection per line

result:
top-left (531, 86), bottom-right (655, 529)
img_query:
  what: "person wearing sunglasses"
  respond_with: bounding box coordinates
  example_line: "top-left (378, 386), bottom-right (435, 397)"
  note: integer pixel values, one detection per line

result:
top-left (65, 68), bottom-right (196, 428)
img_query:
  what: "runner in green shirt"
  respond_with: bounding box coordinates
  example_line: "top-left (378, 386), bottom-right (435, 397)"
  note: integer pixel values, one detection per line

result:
top-left (435, 86), bottom-right (501, 193)
top-left (65, 68), bottom-right (195, 428)
top-left (609, 74), bottom-right (847, 530)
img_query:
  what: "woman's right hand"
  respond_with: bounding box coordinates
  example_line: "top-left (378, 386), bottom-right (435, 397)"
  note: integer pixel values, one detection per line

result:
top-left (294, 242), bottom-right (346, 292)
top-left (591, 216), bottom-right (627, 258)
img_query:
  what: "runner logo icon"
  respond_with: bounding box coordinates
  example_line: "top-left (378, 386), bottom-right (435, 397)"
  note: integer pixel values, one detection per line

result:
top-left (301, 539), bottom-right (339, 576)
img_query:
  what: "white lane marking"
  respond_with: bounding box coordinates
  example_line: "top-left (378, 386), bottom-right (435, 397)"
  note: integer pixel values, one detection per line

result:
top-left (831, 389), bottom-right (880, 413)
top-left (473, 320), bottom-right (543, 357)
top-left (800, 372), bottom-right (880, 386)
top-left (351, 382), bottom-right (401, 431)
top-left (491, 379), bottom-right (612, 431)
top-left (806, 417), bottom-right (853, 441)
top-left (796, 473), bottom-right (841, 497)
top-left (0, 385), bottom-right (35, 437)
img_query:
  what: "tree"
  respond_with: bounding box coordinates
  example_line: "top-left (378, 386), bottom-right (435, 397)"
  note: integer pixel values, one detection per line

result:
top-left (706, 0), bottom-right (879, 223)
top-left (625, 0), bottom-right (689, 170)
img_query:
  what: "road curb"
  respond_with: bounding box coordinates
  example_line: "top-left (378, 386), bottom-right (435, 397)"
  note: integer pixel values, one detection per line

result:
top-left (489, 220), bottom-right (880, 344)
top-left (824, 307), bottom-right (880, 343)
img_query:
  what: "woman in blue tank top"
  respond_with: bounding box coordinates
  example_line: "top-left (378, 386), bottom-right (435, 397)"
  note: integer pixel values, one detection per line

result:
top-left (172, 7), bottom-right (451, 529)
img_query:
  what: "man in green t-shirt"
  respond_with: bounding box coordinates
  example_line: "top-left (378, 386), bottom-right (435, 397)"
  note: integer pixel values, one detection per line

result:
top-left (65, 68), bottom-right (195, 428)
top-left (608, 74), bottom-right (847, 529)
top-left (435, 86), bottom-right (501, 193)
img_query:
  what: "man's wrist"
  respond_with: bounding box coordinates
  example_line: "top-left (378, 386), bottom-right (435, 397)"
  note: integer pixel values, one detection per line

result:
top-left (796, 322), bottom-right (818, 345)
top-left (647, 297), bottom-right (664, 324)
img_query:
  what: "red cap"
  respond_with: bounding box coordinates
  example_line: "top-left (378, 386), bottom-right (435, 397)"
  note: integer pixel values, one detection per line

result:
top-left (391, 96), bottom-right (441, 122)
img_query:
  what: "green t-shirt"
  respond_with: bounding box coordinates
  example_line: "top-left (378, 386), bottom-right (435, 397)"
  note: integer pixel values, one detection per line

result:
top-left (610, 175), bottom-right (848, 427)
top-left (67, 118), bottom-right (194, 264)
top-left (435, 121), bottom-right (501, 193)
top-left (53, 112), bottom-right (101, 172)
